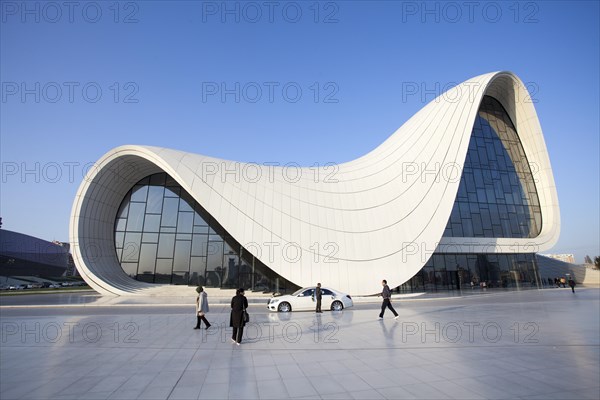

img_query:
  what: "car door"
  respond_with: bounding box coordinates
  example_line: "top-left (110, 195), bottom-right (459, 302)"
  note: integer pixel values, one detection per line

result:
top-left (321, 288), bottom-right (335, 309)
top-left (294, 288), bottom-right (315, 311)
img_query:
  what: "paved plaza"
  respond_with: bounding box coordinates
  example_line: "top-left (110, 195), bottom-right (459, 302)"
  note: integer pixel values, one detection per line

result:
top-left (1, 288), bottom-right (599, 400)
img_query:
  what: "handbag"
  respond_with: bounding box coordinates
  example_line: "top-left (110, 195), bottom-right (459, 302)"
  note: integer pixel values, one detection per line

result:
top-left (197, 311), bottom-right (205, 317)
top-left (243, 308), bottom-right (249, 323)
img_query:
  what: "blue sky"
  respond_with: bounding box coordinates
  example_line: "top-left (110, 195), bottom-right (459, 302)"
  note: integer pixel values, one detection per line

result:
top-left (1, 1), bottom-right (599, 262)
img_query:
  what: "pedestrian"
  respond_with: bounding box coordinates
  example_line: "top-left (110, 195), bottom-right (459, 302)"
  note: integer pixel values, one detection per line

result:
top-left (568, 277), bottom-right (576, 293)
top-left (560, 277), bottom-right (566, 288)
top-left (378, 279), bottom-right (398, 320)
top-left (194, 286), bottom-right (211, 330)
top-left (554, 277), bottom-right (559, 288)
top-left (314, 283), bottom-right (323, 313)
top-left (230, 288), bottom-right (248, 345)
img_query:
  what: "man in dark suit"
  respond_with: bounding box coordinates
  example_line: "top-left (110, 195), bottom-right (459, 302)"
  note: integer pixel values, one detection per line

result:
top-left (315, 283), bottom-right (322, 313)
top-left (230, 288), bottom-right (248, 345)
top-left (379, 279), bottom-right (398, 320)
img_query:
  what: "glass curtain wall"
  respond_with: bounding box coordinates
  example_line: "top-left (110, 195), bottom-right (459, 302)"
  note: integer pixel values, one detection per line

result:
top-left (409, 95), bottom-right (544, 292)
top-left (443, 96), bottom-right (542, 238)
top-left (114, 172), bottom-right (297, 293)
top-left (398, 253), bottom-right (541, 292)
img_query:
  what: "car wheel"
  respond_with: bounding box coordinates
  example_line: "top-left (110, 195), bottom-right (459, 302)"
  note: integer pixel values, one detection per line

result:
top-left (331, 301), bottom-right (343, 311)
top-left (278, 302), bottom-right (292, 312)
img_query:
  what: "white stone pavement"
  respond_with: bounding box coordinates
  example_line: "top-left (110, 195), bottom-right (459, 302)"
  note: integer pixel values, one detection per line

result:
top-left (0, 288), bottom-right (599, 400)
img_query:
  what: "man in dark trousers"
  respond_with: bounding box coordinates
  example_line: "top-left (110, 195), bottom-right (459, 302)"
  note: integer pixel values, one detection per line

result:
top-left (568, 277), bottom-right (576, 293)
top-left (315, 283), bottom-right (323, 313)
top-left (379, 279), bottom-right (398, 320)
top-left (230, 288), bottom-right (248, 345)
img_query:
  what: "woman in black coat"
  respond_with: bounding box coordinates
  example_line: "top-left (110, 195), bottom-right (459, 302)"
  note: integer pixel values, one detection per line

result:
top-left (230, 288), bottom-right (248, 345)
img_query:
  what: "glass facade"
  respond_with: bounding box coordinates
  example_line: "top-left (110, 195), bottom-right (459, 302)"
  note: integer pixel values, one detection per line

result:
top-left (443, 96), bottom-right (542, 238)
top-left (114, 173), bottom-right (297, 293)
top-left (411, 95), bottom-right (544, 292)
top-left (398, 253), bottom-right (541, 292)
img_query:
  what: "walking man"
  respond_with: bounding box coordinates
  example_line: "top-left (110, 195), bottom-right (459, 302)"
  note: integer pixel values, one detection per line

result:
top-left (315, 283), bottom-right (322, 313)
top-left (568, 277), bottom-right (576, 293)
top-left (379, 279), bottom-right (398, 320)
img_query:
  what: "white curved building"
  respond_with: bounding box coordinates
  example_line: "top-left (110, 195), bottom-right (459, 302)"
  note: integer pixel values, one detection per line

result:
top-left (70, 71), bottom-right (560, 296)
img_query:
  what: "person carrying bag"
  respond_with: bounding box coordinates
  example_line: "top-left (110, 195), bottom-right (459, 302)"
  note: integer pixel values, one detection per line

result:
top-left (230, 288), bottom-right (248, 345)
top-left (194, 286), bottom-right (211, 330)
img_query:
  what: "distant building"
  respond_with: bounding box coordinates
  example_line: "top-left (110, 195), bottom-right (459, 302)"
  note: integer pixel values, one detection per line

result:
top-left (541, 254), bottom-right (576, 264)
top-left (0, 229), bottom-right (70, 277)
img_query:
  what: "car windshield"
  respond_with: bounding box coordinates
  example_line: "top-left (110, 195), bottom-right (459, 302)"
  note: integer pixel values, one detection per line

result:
top-left (292, 288), bottom-right (315, 297)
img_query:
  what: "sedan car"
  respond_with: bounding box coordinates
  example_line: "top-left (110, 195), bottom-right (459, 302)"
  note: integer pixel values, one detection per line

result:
top-left (267, 287), bottom-right (353, 312)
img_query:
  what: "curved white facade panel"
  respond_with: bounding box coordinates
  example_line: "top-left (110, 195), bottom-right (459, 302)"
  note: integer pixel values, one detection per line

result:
top-left (70, 72), bottom-right (560, 296)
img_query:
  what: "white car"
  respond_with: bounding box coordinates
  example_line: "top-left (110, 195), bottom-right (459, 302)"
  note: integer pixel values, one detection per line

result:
top-left (267, 287), bottom-right (353, 312)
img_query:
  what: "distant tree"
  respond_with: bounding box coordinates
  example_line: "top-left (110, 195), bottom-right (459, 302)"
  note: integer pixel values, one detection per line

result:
top-left (584, 255), bottom-right (593, 264)
top-left (595, 256), bottom-right (600, 269)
